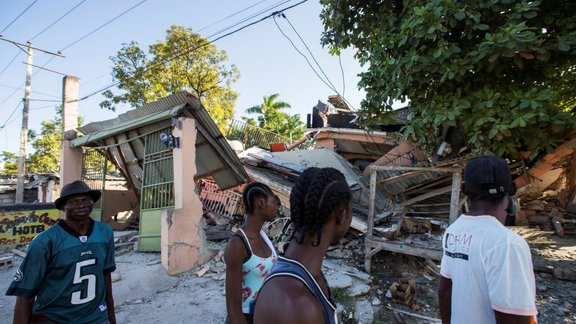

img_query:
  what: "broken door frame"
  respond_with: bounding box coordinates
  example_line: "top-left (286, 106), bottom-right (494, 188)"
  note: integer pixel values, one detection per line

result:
top-left (364, 165), bottom-right (463, 272)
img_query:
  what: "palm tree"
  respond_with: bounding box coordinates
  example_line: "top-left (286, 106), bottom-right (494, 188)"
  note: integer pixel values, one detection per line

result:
top-left (243, 93), bottom-right (305, 142)
top-left (245, 93), bottom-right (291, 130)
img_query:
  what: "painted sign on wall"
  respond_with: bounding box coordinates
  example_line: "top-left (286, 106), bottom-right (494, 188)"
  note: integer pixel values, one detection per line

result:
top-left (0, 203), bottom-right (59, 249)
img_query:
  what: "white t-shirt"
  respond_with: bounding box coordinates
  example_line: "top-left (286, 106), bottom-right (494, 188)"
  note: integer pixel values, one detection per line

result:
top-left (440, 215), bottom-right (538, 323)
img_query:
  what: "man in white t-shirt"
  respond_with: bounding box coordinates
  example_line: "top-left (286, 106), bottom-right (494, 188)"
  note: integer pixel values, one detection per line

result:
top-left (439, 155), bottom-right (538, 324)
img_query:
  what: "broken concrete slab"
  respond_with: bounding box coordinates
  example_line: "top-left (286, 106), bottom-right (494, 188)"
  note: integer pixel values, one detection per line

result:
top-left (113, 263), bottom-right (179, 306)
top-left (354, 299), bottom-right (374, 324)
top-left (349, 282), bottom-right (371, 297)
top-left (325, 271), bottom-right (353, 289)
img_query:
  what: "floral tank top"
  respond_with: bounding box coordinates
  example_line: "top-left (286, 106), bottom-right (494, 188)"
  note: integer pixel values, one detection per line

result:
top-left (238, 228), bottom-right (277, 314)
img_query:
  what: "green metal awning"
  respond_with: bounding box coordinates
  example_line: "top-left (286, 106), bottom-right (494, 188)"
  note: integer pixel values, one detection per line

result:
top-left (70, 92), bottom-right (249, 191)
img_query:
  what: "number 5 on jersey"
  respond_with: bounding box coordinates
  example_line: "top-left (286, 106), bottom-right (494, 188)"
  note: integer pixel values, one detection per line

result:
top-left (71, 259), bottom-right (97, 305)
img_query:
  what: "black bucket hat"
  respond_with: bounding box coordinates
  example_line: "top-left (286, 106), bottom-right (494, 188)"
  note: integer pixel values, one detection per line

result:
top-left (55, 180), bottom-right (101, 210)
top-left (464, 155), bottom-right (515, 198)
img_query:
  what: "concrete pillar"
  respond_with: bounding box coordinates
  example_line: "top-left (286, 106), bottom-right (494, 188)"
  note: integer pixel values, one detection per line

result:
top-left (46, 179), bottom-right (55, 202)
top-left (59, 76), bottom-right (83, 188)
top-left (161, 117), bottom-right (211, 276)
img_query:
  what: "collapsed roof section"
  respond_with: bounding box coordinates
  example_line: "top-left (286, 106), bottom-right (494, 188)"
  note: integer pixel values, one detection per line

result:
top-left (70, 92), bottom-right (249, 192)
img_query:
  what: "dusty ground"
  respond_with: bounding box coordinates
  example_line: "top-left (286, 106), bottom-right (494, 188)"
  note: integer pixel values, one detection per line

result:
top-left (0, 230), bottom-right (574, 324)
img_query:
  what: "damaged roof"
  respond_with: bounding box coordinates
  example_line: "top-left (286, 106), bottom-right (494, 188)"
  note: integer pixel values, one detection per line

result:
top-left (70, 92), bottom-right (249, 191)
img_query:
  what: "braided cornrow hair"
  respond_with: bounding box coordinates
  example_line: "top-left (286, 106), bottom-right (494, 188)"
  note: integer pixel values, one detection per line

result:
top-left (242, 182), bottom-right (273, 214)
top-left (289, 167), bottom-right (352, 246)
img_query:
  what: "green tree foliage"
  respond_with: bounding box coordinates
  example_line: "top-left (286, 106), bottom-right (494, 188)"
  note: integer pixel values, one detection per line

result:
top-left (101, 25), bottom-right (240, 131)
top-left (1, 151), bottom-right (18, 174)
top-left (0, 111), bottom-right (62, 174)
top-left (320, 0), bottom-right (576, 158)
top-left (244, 93), bottom-right (305, 140)
top-left (27, 113), bottom-right (62, 173)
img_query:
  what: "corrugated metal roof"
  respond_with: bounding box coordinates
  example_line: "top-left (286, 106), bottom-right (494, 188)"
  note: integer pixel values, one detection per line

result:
top-left (70, 92), bottom-right (249, 191)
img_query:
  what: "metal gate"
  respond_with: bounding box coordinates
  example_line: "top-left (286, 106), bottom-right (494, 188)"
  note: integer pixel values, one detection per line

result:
top-left (82, 148), bottom-right (107, 221)
top-left (139, 127), bottom-right (174, 251)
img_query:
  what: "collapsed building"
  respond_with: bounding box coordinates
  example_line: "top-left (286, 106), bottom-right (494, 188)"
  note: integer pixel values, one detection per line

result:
top-left (4, 91), bottom-right (574, 276)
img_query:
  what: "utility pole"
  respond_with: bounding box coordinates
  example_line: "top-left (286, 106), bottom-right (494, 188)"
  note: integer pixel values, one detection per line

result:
top-left (0, 36), bottom-right (65, 203)
top-left (15, 42), bottom-right (33, 203)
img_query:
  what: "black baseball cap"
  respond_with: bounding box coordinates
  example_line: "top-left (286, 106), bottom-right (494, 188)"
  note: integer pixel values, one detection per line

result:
top-left (464, 155), bottom-right (514, 198)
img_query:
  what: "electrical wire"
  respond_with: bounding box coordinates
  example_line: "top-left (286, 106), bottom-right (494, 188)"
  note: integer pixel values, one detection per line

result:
top-left (75, 0), bottom-right (308, 103)
top-left (30, 0), bottom-right (89, 41)
top-left (60, 0), bottom-right (147, 51)
top-left (78, 0), bottom-right (271, 99)
top-left (280, 13), bottom-right (355, 110)
top-left (196, 0), bottom-right (268, 33)
top-left (0, 0), bottom-right (148, 110)
top-left (1, 0), bottom-right (39, 33)
top-left (0, 51), bottom-right (21, 78)
top-left (0, 0), bottom-right (84, 80)
top-left (0, 83), bottom-right (60, 98)
top-left (272, 16), bottom-right (336, 96)
top-left (0, 101), bottom-right (22, 130)
top-left (281, 14), bottom-right (339, 96)
top-left (205, 0), bottom-right (292, 39)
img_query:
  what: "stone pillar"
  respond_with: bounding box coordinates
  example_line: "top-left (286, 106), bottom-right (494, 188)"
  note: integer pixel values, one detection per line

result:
top-left (161, 117), bottom-right (211, 275)
top-left (59, 76), bottom-right (82, 189)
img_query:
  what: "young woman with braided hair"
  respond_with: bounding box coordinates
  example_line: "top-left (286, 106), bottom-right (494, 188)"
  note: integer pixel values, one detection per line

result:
top-left (254, 167), bottom-right (353, 324)
top-left (225, 182), bottom-right (280, 324)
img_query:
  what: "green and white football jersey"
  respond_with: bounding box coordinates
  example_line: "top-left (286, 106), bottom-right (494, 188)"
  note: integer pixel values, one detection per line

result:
top-left (6, 219), bottom-right (116, 324)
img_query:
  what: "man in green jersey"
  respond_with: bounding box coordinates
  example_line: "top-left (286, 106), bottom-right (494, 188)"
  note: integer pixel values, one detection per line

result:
top-left (6, 180), bottom-right (116, 324)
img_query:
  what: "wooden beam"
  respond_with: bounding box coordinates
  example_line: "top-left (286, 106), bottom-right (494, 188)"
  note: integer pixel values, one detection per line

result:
top-left (400, 175), bottom-right (452, 195)
top-left (110, 136), bottom-right (139, 202)
top-left (402, 186), bottom-right (452, 206)
top-left (368, 165), bottom-right (462, 173)
top-left (412, 203), bottom-right (450, 207)
top-left (377, 171), bottom-right (425, 185)
top-left (365, 237), bottom-right (443, 260)
top-left (449, 171), bottom-right (462, 224)
top-left (126, 132), bottom-right (143, 169)
top-left (367, 169), bottom-right (377, 239)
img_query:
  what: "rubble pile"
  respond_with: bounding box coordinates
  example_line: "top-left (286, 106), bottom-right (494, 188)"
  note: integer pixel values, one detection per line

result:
top-left (520, 194), bottom-right (576, 237)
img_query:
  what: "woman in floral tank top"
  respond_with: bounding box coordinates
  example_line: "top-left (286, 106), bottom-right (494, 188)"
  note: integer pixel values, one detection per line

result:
top-left (225, 182), bottom-right (279, 324)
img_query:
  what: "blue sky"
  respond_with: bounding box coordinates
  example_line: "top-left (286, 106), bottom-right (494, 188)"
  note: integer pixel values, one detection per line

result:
top-left (0, 0), bottom-right (367, 155)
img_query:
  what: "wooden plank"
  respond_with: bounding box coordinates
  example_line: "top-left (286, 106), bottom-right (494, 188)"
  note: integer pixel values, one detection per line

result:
top-left (402, 186), bottom-right (452, 206)
top-left (386, 307), bottom-right (442, 323)
top-left (369, 165), bottom-right (462, 173)
top-left (365, 238), bottom-right (443, 260)
top-left (377, 171), bottom-right (424, 185)
top-left (402, 175), bottom-right (452, 195)
top-left (449, 171), bottom-right (462, 224)
top-left (412, 203), bottom-right (450, 207)
top-left (367, 169), bottom-right (377, 239)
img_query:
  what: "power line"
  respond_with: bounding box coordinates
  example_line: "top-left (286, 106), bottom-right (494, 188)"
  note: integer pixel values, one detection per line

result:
top-left (272, 16), bottom-right (334, 93)
top-left (0, 100), bottom-right (22, 130)
top-left (0, 0), bottom-right (39, 33)
top-left (0, 83), bottom-right (59, 98)
top-left (0, 0), bottom-right (147, 110)
top-left (279, 13), bottom-right (355, 110)
top-left (60, 0), bottom-right (148, 51)
top-left (281, 14), bottom-right (339, 96)
top-left (30, 0), bottom-right (89, 41)
top-left (0, 0), bottom-right (82, 82)
top-left (196, 0), bottom-right (268, 33)
top-left (205, 0), bottom-right (292, 39)
top-left (75, 0), bottom-right (308, 103)
top-left (0, 52), bottom-right (21, 78)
